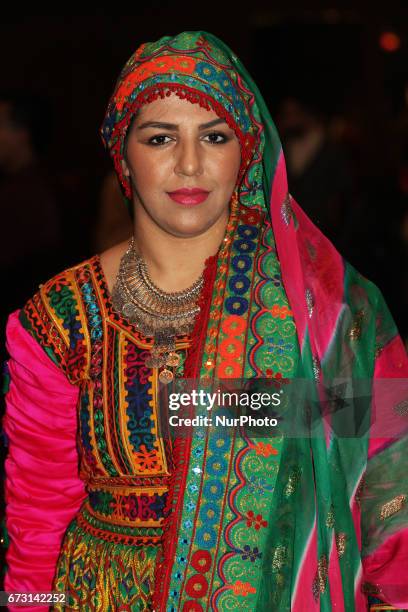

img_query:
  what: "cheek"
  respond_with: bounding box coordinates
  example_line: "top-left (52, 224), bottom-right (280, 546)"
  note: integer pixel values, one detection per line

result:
top-left (129, 150), bottom-right (169, 193)
top-left (211, 148), bottom-right (241, 185)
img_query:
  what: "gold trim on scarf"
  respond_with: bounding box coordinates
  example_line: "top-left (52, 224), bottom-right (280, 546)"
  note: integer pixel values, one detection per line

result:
top-left (312, 554), bottom-right (328, 600)
top-left (326, 505), bottom-right (335, 529)
top-left (379, 494), bottom-right (407, 520)
top-left (394, 399), bottom-right (408, 416)
top-left (335, 532), bottom-right (347, 557)
top-left (283, 466), bottom-right (302, 498)
top-left (349, 309), bottom-right (365, 340)
top-left (370, 606), bottom-right (403, 611)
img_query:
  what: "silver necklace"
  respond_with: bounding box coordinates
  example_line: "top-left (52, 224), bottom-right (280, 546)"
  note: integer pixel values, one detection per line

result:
top-left (111, 237), bottom-right (203, 382)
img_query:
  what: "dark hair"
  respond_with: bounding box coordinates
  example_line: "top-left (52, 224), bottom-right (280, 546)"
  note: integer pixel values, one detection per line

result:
top-left (0, 91), bottom-right (54, 154)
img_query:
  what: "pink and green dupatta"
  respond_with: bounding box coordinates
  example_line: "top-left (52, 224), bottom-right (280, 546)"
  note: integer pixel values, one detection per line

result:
top-left (100, 31), bottom-right (408, 611)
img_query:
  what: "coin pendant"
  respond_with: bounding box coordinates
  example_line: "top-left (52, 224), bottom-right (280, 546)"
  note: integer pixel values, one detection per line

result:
top-left (166, 352), bottom-right (181, 367)
top-left (159, 368), bottom-right (174, 384)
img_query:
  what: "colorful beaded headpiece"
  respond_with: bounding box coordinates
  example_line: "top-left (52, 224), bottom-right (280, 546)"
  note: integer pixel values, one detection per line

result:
top-left (100, 31), bottom-right (276, 214)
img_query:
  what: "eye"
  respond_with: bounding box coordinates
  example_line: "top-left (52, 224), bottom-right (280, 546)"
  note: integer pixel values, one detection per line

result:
top-left (148, 134), bottom-right (173, 146)
top-left (202, 131), bottom-right (229, 144)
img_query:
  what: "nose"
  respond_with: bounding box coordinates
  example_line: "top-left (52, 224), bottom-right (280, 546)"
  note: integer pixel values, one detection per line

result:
top-left (174, 138), bottom-right (203, 177)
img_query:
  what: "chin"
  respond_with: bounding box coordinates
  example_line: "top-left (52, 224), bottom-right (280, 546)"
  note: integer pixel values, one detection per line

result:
top-left (158, 211), bottom-right (210, 236)
top-left (164, 225), bottom-right (209, 239)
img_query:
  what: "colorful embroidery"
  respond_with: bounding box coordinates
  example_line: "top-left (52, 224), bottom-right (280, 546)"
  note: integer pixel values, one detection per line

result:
top-left (51, 518), bottom-right (157, 611)
top-left (19, 255), bottom-right (192, 610)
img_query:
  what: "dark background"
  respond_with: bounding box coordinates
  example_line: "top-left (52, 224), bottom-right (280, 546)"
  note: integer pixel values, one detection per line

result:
top-left (0, 6), bottom-right (407, 579)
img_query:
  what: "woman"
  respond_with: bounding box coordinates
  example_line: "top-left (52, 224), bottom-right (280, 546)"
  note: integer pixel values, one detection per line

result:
top-left (2, 31), bottom-right (408, 612)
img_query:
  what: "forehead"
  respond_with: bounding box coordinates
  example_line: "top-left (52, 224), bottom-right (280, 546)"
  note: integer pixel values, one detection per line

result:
top-left (133, 93), bottom-right (220, 124)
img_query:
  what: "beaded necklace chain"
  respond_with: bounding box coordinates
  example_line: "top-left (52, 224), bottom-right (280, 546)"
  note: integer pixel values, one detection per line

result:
top-left (112, 237), bottom-right (203, 383)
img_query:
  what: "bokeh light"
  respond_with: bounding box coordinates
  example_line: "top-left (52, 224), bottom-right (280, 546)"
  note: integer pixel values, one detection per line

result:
top-left (379, 31), bottom-right (401, 52)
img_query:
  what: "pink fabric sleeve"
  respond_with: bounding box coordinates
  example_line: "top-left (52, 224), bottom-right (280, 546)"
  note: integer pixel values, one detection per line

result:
top-left (2, 310), bottom-right (87, 611)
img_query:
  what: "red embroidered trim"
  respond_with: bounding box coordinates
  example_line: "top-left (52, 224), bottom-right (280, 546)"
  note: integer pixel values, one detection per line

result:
top-left (152, 434), bottom-right (192, 609)
top-left (183, 252), bottom-right (219, 379)
top-left (76, 511), bottom-right (162, 546)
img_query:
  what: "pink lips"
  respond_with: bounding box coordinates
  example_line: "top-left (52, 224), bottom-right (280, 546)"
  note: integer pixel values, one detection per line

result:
top-left (167, 188), bottom-right (210, 206)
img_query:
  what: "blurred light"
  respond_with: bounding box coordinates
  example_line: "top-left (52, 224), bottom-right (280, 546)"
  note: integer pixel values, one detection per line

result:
top-left (379, 31), bottom-right (401, 52)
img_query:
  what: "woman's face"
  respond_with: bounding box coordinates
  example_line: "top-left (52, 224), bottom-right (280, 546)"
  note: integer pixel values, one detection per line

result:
top-left (121, 94), bottom-right (241, 239)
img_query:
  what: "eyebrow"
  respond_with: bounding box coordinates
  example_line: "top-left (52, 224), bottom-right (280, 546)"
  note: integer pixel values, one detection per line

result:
top-left (136, 118), bottom-right (227, 130)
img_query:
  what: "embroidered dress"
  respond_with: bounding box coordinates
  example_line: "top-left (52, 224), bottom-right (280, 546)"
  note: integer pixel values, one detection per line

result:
top-left (4, 253), bottom-right (190, 611)
top-left (3, 237), bottom-right (297, 612)
top-left (3, 30), bottom-right (408, 612)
